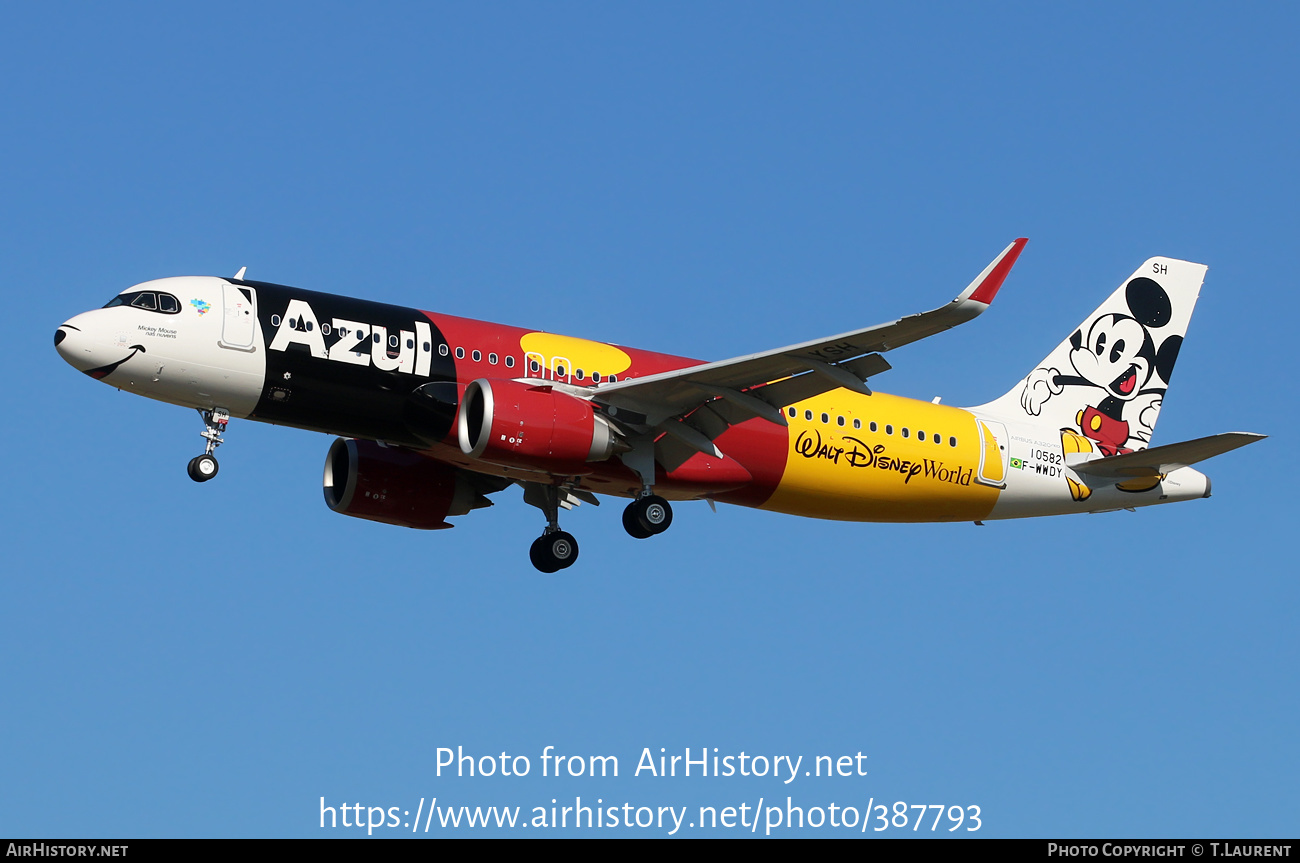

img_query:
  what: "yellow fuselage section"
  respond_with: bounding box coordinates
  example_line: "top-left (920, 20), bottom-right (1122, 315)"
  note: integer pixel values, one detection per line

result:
top-left (763, 391), bottom-right (1000, 522)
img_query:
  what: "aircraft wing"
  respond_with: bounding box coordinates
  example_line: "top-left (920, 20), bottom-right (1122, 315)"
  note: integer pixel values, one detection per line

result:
top-left (1073, 432), bottom-right (1266, 478)
top-left (593, 239), bottom-right (1027, 462)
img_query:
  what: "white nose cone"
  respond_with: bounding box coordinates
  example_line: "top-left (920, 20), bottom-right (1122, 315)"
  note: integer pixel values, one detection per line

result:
top-left (54, 310), bottom-right (140, 379)
top-left (55, 317), bottom-right (100, 373)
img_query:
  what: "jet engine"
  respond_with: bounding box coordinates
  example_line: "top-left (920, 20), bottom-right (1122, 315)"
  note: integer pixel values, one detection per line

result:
top-left (456, 378), bottom-right (624, 471)
top-left (323, 437), bottom-right (488, 529)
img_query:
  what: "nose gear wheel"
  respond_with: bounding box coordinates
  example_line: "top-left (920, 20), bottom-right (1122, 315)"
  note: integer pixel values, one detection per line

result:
top-left (188, 408), bottom-right (229, 483)
top-left (187, 454), bottom-right (219, 482)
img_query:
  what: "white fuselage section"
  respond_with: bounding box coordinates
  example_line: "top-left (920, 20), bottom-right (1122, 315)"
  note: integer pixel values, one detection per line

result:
top-left (56, 277), bottom-right (266, 417)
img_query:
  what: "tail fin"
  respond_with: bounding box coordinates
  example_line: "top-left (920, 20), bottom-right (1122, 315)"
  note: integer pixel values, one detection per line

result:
top-left (975, 256), bottom-right (1207, 453)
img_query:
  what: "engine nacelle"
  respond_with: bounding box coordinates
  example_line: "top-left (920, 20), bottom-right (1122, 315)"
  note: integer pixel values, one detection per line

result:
top-left (457, 378), bottom-right (622, 471)
top-left (323, 438), bottom-right (481, 529)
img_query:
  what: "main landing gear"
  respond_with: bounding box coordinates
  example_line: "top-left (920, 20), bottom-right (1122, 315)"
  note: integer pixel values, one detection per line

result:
top-left (618, 437), bottom-right (673, 540)
top-left (530, 531), bottom-right (579, 574)
top-left (187, 408), bottom-right (229, 483)
top-left (523, 483), bottom-right (580, 573)
top-left (622, 494), bottom-right (673, 539)
top-left (520, 481), bottom-right (673, 572)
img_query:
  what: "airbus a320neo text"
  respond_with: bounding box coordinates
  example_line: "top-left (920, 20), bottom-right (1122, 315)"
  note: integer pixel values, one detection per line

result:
top-left (55, 240), bottom-right (1262, 571)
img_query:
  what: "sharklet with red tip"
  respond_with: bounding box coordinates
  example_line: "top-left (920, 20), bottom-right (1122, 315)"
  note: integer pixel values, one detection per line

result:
top-left (967, 237), bottom-right (1028, 305)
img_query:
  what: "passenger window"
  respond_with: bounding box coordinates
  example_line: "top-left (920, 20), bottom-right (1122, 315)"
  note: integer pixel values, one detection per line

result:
top-left (505, 356), bottom-right (515, 368)
top-left (556, 365), bottom-right (566, 376)
top-left (949, 436), bottom-right (957, 447)
top-left (472, 350), bottom-right (481, 362)
top-left (788, 407), bottom-right (796, 418)
top-left (438, 344), bottom-right (449, 356)
top-left (575, 369), bottom-right (584, 380)
top-left (489, 353), bottom-right (498, 364)
top-left (837, 416), bottom-right (845, 427)
top-left (804, 410), bottom-right (813, 421)
top-left (609, 375), bottom-right (618, 382)
top-left (373, 333), bottom-right (382, 344)
top-left (853, 419), bottom-right (861, 429)
top-left (593, 372), bottom-right (602, 383)
top-left (389, 335), bottom-right (399, 347)
top-left (917, 431), bottom-right (926, 441)
top-left (530, 359), bottom-right (540, 373)
top-left (902, 428), bottom-right (909, 438)
top-left (455, 347), bottom-right (465, 359)
top-left (870, 422), bottom-right (878, 432)
top-left (406, 338), bottom-right (414, 349)
top-left (885, 425), bottom-right (893, 435)
top-left (820, 413), bottom-right (829, 424)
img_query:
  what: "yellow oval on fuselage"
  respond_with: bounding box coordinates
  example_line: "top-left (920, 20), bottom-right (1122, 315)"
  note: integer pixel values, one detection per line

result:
top-left (519, 332), bottom-right (632, 376)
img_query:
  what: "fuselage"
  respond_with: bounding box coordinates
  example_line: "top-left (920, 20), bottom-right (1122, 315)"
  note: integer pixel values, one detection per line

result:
top-left (55, 275), bottom-right (1211, 524)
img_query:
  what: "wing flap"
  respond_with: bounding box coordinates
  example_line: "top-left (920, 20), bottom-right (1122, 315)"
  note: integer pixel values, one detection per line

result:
top-left (751, 353), bottom-right (893, 412)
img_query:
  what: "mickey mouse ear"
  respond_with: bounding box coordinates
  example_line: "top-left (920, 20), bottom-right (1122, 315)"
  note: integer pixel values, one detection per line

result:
top-left (1154, 334), bottom-right (1183, 383)
top-left (1126, 277), bottom-right (1172, 328)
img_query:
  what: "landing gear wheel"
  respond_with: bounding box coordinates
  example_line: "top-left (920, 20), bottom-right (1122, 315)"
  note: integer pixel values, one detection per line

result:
top-left (529, 531), bottom-right (579, 573)
top-left (187, 454), bottom-right (219, 482)
top-left (622, 505), bottom-right (653, 539)
top-left (623, 495), bottom-right (673, 538)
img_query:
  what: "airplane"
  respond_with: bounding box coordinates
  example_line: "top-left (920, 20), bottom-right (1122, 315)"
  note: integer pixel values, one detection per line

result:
top-left (54, 240), bottom-right (1264, 572)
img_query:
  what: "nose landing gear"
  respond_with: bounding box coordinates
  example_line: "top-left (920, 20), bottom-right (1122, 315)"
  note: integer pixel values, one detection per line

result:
top-left (188, 408), bottom-right (229, 483)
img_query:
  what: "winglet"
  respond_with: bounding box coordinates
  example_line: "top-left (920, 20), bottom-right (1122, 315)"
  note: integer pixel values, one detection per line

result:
top-left (957, 238), bottom-right (1028, 306)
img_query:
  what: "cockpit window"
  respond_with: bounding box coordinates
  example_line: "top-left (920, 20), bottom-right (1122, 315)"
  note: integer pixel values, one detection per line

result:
top-left (103, 291), bottom-right (182, 314)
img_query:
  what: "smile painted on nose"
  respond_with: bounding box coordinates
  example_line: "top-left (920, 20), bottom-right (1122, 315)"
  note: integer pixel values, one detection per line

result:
top-left (55, 320), bottom-right (147, 379)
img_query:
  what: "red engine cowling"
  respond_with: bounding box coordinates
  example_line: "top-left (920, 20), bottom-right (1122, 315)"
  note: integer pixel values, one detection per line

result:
top-left (456, 378), bottom-right (622, 471)
top-left (323, 438), bottom-right (479, 529)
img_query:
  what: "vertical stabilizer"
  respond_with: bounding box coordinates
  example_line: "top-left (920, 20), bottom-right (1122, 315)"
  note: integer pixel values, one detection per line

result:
top-left (974, 257), bottom-right (1207, 453)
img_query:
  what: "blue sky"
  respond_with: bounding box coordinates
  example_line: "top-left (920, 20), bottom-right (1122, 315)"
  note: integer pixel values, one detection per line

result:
top-left (1, 3), bottom-right (1294, 837)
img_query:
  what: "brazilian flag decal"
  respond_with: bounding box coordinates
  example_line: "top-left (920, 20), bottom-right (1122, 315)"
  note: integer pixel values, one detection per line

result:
top-left (1009, 457), bottom-right (1024, 469)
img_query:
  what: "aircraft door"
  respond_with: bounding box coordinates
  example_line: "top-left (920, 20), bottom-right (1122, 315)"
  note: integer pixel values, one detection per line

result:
top-left (220, 284), bottom-right (258, 351)
top-left (975, 419), bottom-right (1009, 488)
top-left (551, 356), bottom-right (571, 384)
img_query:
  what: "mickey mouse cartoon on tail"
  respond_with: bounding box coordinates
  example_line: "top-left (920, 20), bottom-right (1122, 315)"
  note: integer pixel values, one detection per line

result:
top-left (974, 257), bottom-right (1207, 498)
top-left (1021, 276), bottom-right (1184, 455)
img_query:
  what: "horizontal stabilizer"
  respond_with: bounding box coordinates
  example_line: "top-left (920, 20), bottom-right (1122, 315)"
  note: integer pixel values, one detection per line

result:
top-left (1074, 432), bottom-right (1265, 478)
